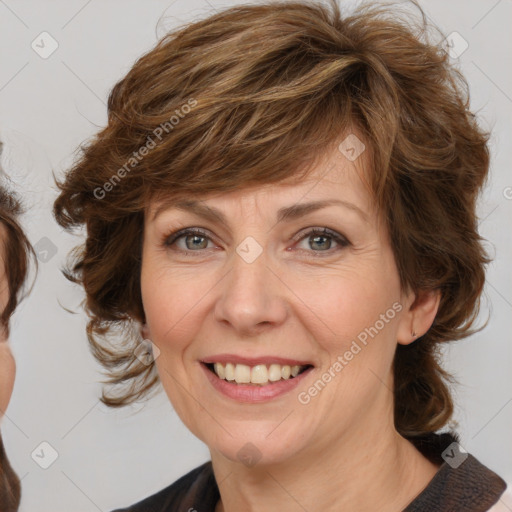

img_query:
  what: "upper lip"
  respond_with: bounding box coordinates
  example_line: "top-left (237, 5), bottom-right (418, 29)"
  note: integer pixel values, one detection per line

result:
top-left (201, 354), bottom-right (314, 367)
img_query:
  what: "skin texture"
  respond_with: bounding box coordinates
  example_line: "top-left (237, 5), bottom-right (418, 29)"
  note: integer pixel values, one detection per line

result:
top-left (0, 223), bottom-right (15, 420)
top-left (141, 140), bottom-right (442, 512)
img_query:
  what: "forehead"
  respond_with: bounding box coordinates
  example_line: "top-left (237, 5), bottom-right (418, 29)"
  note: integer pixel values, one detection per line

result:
top-left (148, 139), bottom-right (376, 220)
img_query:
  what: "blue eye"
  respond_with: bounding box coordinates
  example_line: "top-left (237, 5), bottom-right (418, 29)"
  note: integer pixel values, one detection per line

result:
top-left (164, 228), bottom-right (213, 252)
top-left (294, 227), bottom-right (350, 254)
top-left (163, 227), bottom-right (350, 256)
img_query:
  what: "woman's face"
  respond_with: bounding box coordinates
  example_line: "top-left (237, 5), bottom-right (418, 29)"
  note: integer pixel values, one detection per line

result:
top-left (0, 224), bottom-right (15, 420)
top-left (141, 141), bottom-right (422, 466)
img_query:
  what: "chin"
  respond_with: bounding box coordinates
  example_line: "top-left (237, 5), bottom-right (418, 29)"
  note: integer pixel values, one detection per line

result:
top-left (212, 440), bottom-right (296, 468)
top-left (200, 423), bottom-right (309, 469)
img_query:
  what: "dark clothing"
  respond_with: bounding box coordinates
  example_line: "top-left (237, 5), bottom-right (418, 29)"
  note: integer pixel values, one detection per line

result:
top-left (113, 432), bottom-right (506, 512)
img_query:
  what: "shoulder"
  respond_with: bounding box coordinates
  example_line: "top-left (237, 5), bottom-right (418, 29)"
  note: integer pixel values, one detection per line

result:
top-left (405, 431), bottom-right (507, 512)
top-left (111, 461), bottom-right (219, 512)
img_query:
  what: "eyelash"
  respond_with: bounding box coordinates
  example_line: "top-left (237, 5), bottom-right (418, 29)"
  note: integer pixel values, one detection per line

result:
top-left (162, 227), bottom-right (350, 257)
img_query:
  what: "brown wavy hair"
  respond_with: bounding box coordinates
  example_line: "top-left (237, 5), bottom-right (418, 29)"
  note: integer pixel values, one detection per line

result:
top-left (0, 154), bottom-right (37, 512)
top-left (0, 189), bottom-right (35, 333)
top-left (53, 0), bottom-right (491, 439)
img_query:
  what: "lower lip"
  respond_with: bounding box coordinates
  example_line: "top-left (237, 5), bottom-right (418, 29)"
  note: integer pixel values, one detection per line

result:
top-left (201, 363), bottom-right (314, 403)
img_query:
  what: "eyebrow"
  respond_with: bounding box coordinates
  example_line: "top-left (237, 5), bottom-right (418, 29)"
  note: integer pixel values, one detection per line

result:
top-left (152, 198), bottom-right (368, 225)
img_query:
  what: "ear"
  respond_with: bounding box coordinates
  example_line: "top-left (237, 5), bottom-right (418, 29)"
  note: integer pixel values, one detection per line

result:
top-left (396, 288), bottom-right (441, 346)
top-left (140, 322), bottom-right (151, 341)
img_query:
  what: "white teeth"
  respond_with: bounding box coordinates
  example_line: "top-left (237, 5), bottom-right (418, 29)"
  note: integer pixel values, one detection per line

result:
top-left (251, 365), bottom-right (268, 384)
top-left (268, 364), bottom-right (282, 382)
top-left (209, 362), bottom-right (308, 385)
top-left (225, 362), bottom-right (235, 381)
top-left (214, 362), bottom-right (225, 379)
top-left (234, 364), bottom-right (251, 383)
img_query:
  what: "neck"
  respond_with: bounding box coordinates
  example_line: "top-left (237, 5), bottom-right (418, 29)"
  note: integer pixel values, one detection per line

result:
top-left (210, 400), bottom-right (439, 512)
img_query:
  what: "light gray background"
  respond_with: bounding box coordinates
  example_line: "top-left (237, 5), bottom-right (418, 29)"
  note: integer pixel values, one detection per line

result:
top-left (1, 0), bottom-right (511, 510)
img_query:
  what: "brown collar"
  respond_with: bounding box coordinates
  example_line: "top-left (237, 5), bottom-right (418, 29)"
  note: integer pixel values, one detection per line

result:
top-left (403, 431), bottom-right (507, 511)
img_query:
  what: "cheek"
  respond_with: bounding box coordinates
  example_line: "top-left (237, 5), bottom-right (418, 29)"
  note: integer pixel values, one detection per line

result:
top-left (296, 263), bottom-right (400, 339)
top-left (292, 259), bottom-right (402, 395)
top-left (140, 263), bottom-right (214, 433)
top-left (0, 344), bottom-right (15, 416)
top-left (140, 260), bottom-right (210, 347)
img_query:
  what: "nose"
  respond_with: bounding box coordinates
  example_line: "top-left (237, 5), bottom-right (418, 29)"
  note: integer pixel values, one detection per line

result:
top-left (213, 246), bottom-right (288, 337)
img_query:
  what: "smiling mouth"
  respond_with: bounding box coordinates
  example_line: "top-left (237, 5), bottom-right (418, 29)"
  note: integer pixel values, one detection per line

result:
top-left (204, 362), bottom-right (313, 386)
